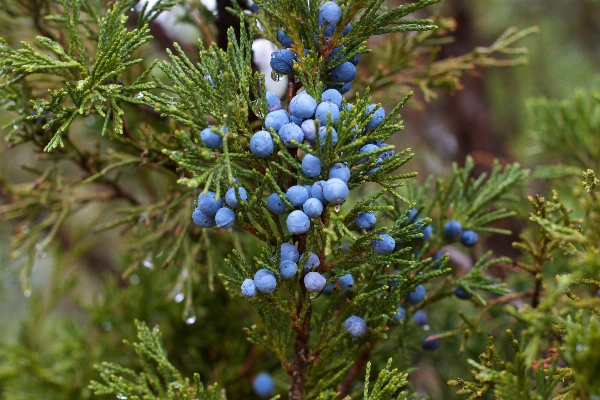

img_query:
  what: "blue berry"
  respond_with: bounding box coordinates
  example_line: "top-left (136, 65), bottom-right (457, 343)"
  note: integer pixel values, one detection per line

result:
top-left (421, 224), bottom-right (433, 241)
top-left (276, 27), bottom-right (295, 48)
top-left (304, 271), bottom-right (326, 292)
top-left (365, 104), bottom-right (385, 130)
top-left (323, 178), bottom-right (348, 204)
top-left (328, 162), bottom-right (350, 183)
top-left (301, 252), bottom-right (320, 271)
top-left (355, 212), bottom-right (376, 229)
top-left (280, 260), bottom-right (298, 279)
top-left (412, 309), bottom-right (428, 326)
top-left (407, 208), bottom-right (418, 222)
top-left (278, 123), bottom-right (304, 148)
top-left (290, 93), bottom-right (317, 119)
top-left (200, 127), bottom-right (223, 149)
top-left (406, 284), bottom-right (425, 304)
top-left (281, 243), bottom-right (299, 263)
top-left (393, 306), bottom-right (406, 322)
top-left (338, 273), bottom-right (354, 291)
top-left (252, 372), bottom-right (275, 397)
top-left (197, 191), bottom-right (223, 216)
top-left (303, 198), bottom-right (324, 218)
top-left (266, 91), bottom-right (281, 112)
top-left (270, 49), bottom-right (296, 74)
top-left (286, 210), bottom-right (311, 234)
top-left (350, 53), bottom-right (360, 65)
top-left (267, 193), bottom-right (287, 215)
top-left (370, 233), bottom-right (395, 255)
top-left (254, 269), bottom-right (277, 293)
top-left (344, 315), bottom-right (367, 338)
top-left (431, 251), bottom-right (445, 269)
top-left (192, 208), bottom-right (216, 228)
top-left (225, 187), bottom-right (247, 208)
top-left (250, 130), bottom-right (274, 158)
top-left (323, 282), bottom-right (334, 294)
top-left (329, 82), bottom-right (352, 94)
top-left (460, 230), bottom-right (479, 247)
top-left (342, 22), bottom-right (352, 36)
top-left (301, 119), bottom-right (317, 143)
top-left (285, 185), bottom-right (309, 207)
top-left (215, 207), bottom-right (235, 229)
top-left (359, 144), bottom-right (380, 163)
top-left (318, 126), bottom-right (338, 147)
top-left (265, 109), bottom-right (289, 133)
top-left (250, 2), bottom-right (259, 13)
top-left (311, 181), bottom-right (328, 203)
top-left (330, 61), bottom-right (356, 83)
top-left (454, 286), bottom-right (472, 299)
top-left (321, 89), bottom-right (343, 109)
top-left (290, 115), bottom-right (303, 125)
top-left (318, 1), bottom-right (342, 27)
top-left (444, 220), bottom-right (462, 239)
top-left (421, 335), bottom-right (441, 350)
top-left (241, 278), bottom-right (257, 298)
top-left (315, 101), bottom-right (341, 125)
top-left (301, 153), bottom-right (322, 178)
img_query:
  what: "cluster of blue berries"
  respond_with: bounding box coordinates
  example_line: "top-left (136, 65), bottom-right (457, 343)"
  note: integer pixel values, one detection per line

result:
top-left (443, 219), bottom-right (479, 247)
top-left (192, 186), bottom-right (247, 230)
top-left (271, 1), bottom-right (361, 94)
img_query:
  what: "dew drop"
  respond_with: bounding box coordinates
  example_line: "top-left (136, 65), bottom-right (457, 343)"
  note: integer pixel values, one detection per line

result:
top-left (116, 394), bottom-right (128, 400)
top-left (423, 324), bottom-right (430, 331)
top-left (185, 315), bottom-right (197, 325)
top-left (142, 259), bottom-right (153, 268)
top-left (334, 205), bottom-right (341, 212)
top-left (270, 70), bottom-right (282, 81)
top-left (174, 293), bottom-right (185, 303)
top-left (133, 92), bottom-right (144, 99)
top-left (130, 274), bottom-right (140, 285)
top-left (23, 289), bottom-right (32, 297)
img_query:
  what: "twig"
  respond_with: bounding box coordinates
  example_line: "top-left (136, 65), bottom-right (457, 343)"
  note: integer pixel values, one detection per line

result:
top-left (336, 348), bottom-right (371, 399)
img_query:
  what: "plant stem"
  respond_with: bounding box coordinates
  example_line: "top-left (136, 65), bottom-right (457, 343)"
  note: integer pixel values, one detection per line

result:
top-left (337, 348), bottom-right (371, 399)
top-left (289, 297), bottom-right (312, 400)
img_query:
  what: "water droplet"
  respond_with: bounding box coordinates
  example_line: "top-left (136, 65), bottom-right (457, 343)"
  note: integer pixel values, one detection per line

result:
top-left (174, 293), bottom-right (184, 303)
top-left (116, 394), bottom-right (128, 400)
top-left (129, 274), bottom-right (140, 285)
top-left (23, 289), bottom-right (31, 297)
top-left (101, 321), bottom-right (112, 331)
top-left (185, 315), bottom-right (197, 325)
top-left (152, 327), bottom-right (160, 334)
top-left (270, 70), bottom-right (282, 81)
top-left (334, 205), bottom-right (341, 212)
top-left (138, 211), bottom-right (148, 223)
top-left (423, 324), bottom-right (430, 331)
top-left (133, 92), bottom-right (144, 99)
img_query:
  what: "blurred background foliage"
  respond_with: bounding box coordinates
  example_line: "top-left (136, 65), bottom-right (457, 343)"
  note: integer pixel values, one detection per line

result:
top-left (0, 0), bottom-right (598, 399)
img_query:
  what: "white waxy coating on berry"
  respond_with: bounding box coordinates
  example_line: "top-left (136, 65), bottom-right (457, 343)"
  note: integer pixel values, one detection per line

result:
top-left (370, 233), bottom-right (395, 254)
top-left (290, 93), bottom-right (317, 119)
top-left (315, 101), bottom-right (341, 125)
top-left (323, 178), bottom-right (349, 204)
top-left (225, 187), bottom-right (247, 208)
top-left (301, 153), bottom-right (322, 178)
top-left (301, 119), bottom-right (317, 144)
top-left (267, 193), bottom-right (287, 215)
top-left (254, 269), bottom-right (277, 293)
top-left (250, 130), bottom-right (274, 158)
top-left (328, 162), bottom-right (350, 183)
top-left (197, 191), bottom-right (223, 216)
top-left (285, 185), bottom-right (309, 207)
top-left (318, 1), bottom-right (342, 27)
top-left (278, 123), bottom-right (304, 148)
top-left (215, 207), bottom-right (235, 229)
top-left (311, 180), bottom-right (328, 203)
top-left (265, 109), bottom-right (289, 133)
top-left (266, 91), bottom-right (282, 112)
top-left (344, 315), bottom-right (367, 338)
top-left (200, 127), bottom-right (223, 149)
top-left (280, 243), bottom-right (299, 263)
top-left (355, 212), bottom-right (376, 229)
top-left (192, 208), bottom-right (216, 228)
top-left (241, 278), bottom-right (258, 298)
top-left (301, 252), bottom-right (320, 271)
top-left (321, 89), bottom-right (343, 109)
top-left (338, 273), bottom-right (354, 291)
top-left (279, 260), bottom-right (298, 279)
top-left (304, 271), bottom-right (326, 292)
top-left (318, 126), bottom-right (338, 147)
top-left (303, 198), bottom-right (324, 218)
top-left (286, 210), bottom-right (311, 234)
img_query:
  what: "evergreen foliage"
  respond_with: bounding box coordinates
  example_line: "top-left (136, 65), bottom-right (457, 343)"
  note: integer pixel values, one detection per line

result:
top-left (0, 0), bottom-right (597, 399)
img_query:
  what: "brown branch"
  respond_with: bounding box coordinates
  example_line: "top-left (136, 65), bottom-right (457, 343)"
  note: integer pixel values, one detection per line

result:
top-left (289, 295), bottom-right (313, 400)
top-left (336, 348), bottom-right (371, 399)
